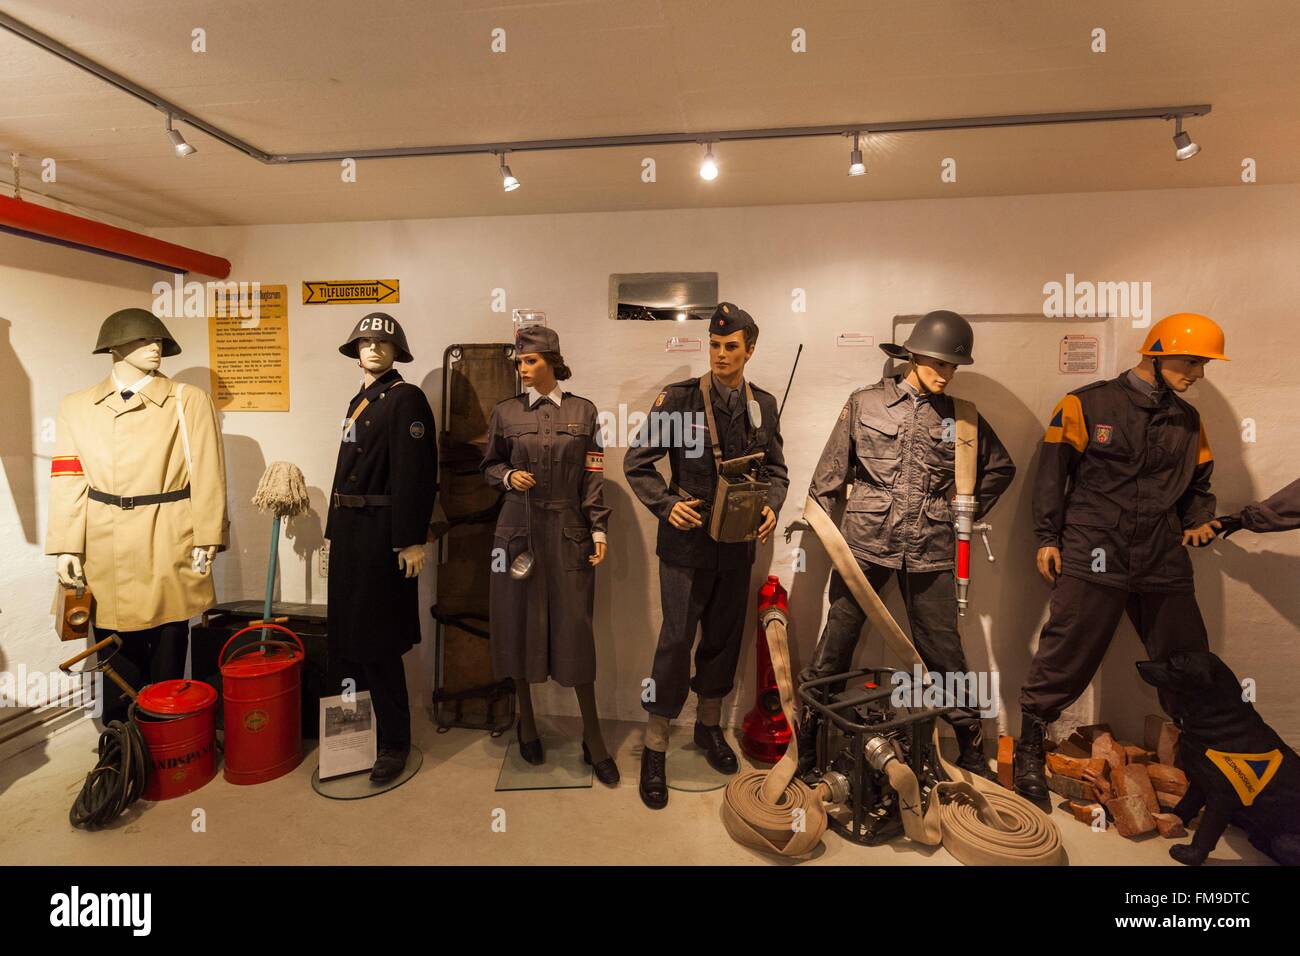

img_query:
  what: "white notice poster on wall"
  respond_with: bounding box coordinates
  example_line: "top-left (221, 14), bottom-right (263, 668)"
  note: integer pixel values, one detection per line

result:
top-left (1059, 335), bottom-right (1100, 374)
top-left (837, 332), bottom-right (875, 348)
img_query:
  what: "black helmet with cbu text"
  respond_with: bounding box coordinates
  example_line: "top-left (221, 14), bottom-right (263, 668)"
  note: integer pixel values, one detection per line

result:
top-left (339, 312), bottom-right (413, 363)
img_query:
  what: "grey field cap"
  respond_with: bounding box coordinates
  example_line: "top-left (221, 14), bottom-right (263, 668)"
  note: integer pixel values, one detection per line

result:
top-left (514, 324), bottom-right (561, 355)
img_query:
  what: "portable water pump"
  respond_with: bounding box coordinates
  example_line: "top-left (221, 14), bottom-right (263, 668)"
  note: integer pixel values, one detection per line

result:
top-left (798, 667), bottom-right (952, 845)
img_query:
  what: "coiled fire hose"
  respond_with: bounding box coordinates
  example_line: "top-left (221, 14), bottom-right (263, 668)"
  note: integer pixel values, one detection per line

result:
top-left (720, 605), bottom-right (830, 857)
top-left (63, 635), bottom-right (153, 830)
top-left (69, 712), bottom-right (152, 830)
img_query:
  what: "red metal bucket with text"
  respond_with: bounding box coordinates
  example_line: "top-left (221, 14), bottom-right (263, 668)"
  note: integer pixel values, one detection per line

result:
top-left (134, 679), bottom-right (219, 801)
top-left (219, 623), bottom-right (304, 785)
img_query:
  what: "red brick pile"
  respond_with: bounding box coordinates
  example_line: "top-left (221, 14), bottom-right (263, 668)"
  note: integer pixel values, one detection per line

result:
top-left (996, 716), bottom-right (1189, 839)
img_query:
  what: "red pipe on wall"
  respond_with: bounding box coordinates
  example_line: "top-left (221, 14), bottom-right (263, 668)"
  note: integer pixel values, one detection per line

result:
top-left (0, 194), bottom-right (231, 278)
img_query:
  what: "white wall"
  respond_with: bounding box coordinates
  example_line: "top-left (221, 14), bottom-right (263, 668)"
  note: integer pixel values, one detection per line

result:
top-left (3, 183), bottom-right (1298, 751)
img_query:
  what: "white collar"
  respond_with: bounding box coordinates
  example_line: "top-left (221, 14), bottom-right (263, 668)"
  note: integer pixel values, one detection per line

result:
top-left (526, 385), bottom-right (564, 408)
top-left (112, 370), bottom-right (155, 395)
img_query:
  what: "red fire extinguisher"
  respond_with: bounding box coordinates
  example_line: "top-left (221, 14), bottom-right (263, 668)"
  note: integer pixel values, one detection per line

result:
top-left (740, 576), bottom-right (792, 764)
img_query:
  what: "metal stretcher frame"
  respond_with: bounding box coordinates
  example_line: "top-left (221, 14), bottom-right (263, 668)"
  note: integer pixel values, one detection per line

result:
top-left (431, 343), bottom-right (519, 734)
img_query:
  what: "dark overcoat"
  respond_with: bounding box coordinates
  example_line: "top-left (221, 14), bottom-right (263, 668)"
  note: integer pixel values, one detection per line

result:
top-left (326, 368), bottom-right (438, 660)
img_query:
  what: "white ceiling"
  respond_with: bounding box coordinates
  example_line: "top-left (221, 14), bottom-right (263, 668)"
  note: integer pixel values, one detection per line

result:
top-left (1, 0), bottom-right (1297, 227)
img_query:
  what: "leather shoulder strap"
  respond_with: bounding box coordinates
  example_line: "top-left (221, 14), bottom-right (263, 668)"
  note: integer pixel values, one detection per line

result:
top-left (952, 397), bottom-right (978, 497)
top-left (698, 373), bottom-right (723, 467)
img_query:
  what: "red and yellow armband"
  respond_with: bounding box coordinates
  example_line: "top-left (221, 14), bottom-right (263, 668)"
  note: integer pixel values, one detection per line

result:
top-left (584, 451), bottom-right (604, 472)
top-left (50, 456), bottom-right (84, 477)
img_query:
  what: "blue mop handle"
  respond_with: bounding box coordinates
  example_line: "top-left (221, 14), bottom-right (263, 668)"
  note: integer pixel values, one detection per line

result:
top-left (261, 515), bottom-right (281, 645)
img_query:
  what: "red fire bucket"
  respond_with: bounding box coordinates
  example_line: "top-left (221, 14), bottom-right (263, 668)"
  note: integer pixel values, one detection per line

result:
top-left (219, 623), bottom-right (304, 785)
top-left (134, 679), bottom-right (219, 801)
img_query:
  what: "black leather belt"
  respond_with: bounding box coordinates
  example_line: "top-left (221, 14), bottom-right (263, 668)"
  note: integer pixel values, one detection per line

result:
top-left (88, 486), bottom-right (191, 510)
top-left (333, 493), bottom-right (392, 508)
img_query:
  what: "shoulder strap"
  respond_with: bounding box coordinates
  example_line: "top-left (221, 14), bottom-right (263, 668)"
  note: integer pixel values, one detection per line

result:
top-left (698, 373), bottom-right (724, 468)
top-left (344, 398), bottom-right (370, 431)
top-left (174, 383), bottom-right (193, 476)
top-left (952, 397), bottom-right (978, 497)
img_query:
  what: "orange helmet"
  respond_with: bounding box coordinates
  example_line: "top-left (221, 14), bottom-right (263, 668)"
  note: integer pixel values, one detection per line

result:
top-left (1139, 313), bottom-right (1229, 361)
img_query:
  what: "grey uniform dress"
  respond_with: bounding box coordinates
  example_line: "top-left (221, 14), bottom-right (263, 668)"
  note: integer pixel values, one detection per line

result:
top-left (481, 389), bottom-right (610, 686)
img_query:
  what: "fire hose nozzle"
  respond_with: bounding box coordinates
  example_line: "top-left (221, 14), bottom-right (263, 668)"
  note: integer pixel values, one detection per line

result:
top-left (863, 734), bottom-right (896, 772)
top-left (816, 770), bottom-right (851, 806)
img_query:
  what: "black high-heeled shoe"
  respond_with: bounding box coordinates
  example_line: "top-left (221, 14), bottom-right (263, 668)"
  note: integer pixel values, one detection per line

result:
top-left (582, 741), bottom-right (620, 786)
top-left (516, 720), bottom-right (544, 765)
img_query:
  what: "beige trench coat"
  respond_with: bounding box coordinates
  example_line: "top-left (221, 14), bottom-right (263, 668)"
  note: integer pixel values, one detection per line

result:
top-left (45, 373), bottom-right (228, 632)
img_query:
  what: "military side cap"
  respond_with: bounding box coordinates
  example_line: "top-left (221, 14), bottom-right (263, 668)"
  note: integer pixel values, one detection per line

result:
top-left (515, 324), bottom-right (561, 355)
top-left (339, 312), bottom-right (413, 363)
top-left (93, 308), bottom-right (181, 356)
top-left (709, 302), bottom-right (755, 336)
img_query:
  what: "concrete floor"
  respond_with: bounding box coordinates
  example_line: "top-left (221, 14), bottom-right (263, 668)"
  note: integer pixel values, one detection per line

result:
top-left (0, 714), bottom-right (1273, 867)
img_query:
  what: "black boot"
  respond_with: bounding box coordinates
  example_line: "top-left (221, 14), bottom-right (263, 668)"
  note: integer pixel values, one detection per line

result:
top-left (369, 745), bottom-right (410, 783)
top-left (639, 747), bottom-right (668, 809)
top-left (693, 722), bottom-right (738, 774)
top-left (954, 722), bottom-right (995, 780)
top-left (1013, 711), bottom-right (1049, 800)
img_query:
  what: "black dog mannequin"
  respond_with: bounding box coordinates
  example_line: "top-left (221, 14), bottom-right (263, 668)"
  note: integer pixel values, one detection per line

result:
top-left (1136, 651), bottom-right (1300, 866)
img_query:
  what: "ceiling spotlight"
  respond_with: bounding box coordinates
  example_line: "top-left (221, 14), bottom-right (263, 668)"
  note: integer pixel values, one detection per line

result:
top-left (675, 311), bottom-right (688, 321)
top-left (848, 131), bottom-right (866, 176)
top-left (699, 143), bottom-right (719, 181)
top-left (497, 152), bottom-right (520, 191)
top-left (1171, 115), bottom-right (1200, 161)
top-left (165, 114), bottom-right (195, 157)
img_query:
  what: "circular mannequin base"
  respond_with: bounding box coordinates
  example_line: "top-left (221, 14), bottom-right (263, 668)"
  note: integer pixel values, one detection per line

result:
top-left (495, 734), bottom-right (593, 792)
top-left (665, 727), bottom-right (742, 793)
top-left (311, 747), bottom-right (423, 800)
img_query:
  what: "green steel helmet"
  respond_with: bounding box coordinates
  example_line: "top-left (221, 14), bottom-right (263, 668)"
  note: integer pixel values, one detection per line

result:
top-left (92, 308), bottom-right (182, 356)
top-left (339, 312), bottom-right (414, 363)
top-left (879, 310), bottom-right (974, 366)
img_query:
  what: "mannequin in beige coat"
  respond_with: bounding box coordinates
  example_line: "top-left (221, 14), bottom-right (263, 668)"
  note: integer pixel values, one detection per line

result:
top-left (47, 309), bottom-right (228, 719)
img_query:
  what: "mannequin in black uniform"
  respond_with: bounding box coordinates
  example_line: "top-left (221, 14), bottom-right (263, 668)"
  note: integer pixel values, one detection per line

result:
top-left (326, 313), bottom-right (438, 783)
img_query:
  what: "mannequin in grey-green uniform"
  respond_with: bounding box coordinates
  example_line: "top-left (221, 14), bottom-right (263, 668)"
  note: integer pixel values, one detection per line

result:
top-left (480, 324), bottom-right (618, 786)
top-left (624, 303), bottom-right (788, 809)
top-left (795, 311), bottom-right (1015, 779)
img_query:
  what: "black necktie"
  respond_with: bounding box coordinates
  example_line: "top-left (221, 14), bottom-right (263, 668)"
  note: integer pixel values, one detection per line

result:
top-left (121, 390), bottom-right (133, 400)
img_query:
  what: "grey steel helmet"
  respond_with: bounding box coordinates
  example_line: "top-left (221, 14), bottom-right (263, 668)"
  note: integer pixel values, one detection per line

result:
top-left (339, 312), bottom-right (413, 363)
top-left (92, 308), bottom-right (181, 356)
top-left (879, 310), bottom-right (974, 366)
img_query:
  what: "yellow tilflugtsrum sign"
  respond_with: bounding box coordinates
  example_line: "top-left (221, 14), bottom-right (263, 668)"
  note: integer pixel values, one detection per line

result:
top-left (208, 283), bottom-right (290, 412)
top-left (302, 279), bottom-right (399, 305)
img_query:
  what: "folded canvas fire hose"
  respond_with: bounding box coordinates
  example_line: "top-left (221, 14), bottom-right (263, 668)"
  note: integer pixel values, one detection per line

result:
top-left (721, 399), bottom-right (1063, 865)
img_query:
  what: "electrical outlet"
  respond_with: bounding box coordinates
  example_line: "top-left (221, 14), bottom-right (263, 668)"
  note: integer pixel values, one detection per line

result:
top-left (319, 541), bottom-right (330, 577)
